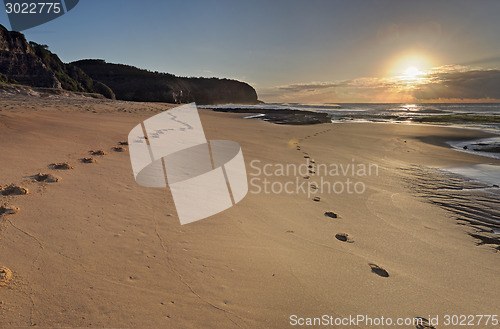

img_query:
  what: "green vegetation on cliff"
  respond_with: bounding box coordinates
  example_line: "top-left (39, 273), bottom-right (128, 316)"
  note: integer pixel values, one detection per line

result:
top-left (28, 42), bottom-right (116, 99)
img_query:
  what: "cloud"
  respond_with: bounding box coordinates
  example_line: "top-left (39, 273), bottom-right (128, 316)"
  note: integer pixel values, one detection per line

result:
top-left (278, 82), bottom-right (342, 92)
top-left (260, 77), bottom-right (414, 103)
top-left (259, 66), bottom-right (500, 103)
top-left (459, 55), bottom-right (500, 66)
top-left (414, 68), bottom-right (500, 101)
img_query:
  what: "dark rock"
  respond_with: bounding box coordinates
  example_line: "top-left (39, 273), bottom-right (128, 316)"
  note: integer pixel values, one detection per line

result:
top-left (210, 107), bottom-right (331, 125)
top-left (474, 146), bottom-right (500, 153)
top-left (72, 60), bottom-right (258, 105)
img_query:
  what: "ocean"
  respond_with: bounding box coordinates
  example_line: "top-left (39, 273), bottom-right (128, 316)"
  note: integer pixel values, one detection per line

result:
top-left (202, 102), bottom-right (500, 131)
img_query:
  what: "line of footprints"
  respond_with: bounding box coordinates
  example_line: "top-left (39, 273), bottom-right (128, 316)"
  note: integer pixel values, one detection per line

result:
top-left (296, 130), bottom-right (437, 329)
top-left (0, 141), bottom-right (129, 289)
top-left (294, 128), bottom-right (392, 279)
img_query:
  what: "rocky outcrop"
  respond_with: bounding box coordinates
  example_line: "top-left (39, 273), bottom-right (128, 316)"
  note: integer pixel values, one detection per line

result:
top-left (208, 107), bottom-right (331, 125)
top-left (0, 24), bottom-right (114, 99)
top-left (0, 25), bottom-right (60, 88)
top-left (72, 60), bottom-right (259, 105)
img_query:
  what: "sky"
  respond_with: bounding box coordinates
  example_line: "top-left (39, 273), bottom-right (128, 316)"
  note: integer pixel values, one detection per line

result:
top-left (1, 0), bottom-right (500, 103)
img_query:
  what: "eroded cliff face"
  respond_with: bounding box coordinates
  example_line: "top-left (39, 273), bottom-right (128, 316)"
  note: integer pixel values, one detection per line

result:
top-left (0, 25), bottom-right (61, 88)
top-left (0, 24), bottom-right (114, 99)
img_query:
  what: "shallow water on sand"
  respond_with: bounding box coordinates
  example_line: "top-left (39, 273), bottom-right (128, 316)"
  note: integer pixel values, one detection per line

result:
top-left (444, 164), bottom-right (500, 188)
top-left (447, 137), bottom-right (500, 160)
top-left (401, 166), bottom-right (500, 251)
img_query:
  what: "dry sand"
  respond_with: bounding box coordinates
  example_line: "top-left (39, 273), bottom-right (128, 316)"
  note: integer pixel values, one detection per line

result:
top-left (0, 94), bottom-right (499, 328)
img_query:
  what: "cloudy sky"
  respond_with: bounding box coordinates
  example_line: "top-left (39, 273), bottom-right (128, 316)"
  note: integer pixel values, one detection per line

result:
top-left (2, 0), bottom-right (500, 103)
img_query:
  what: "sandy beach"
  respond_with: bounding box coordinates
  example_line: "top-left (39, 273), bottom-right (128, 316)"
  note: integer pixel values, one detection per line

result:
top-left (1, 94), bottom-right (499, 328)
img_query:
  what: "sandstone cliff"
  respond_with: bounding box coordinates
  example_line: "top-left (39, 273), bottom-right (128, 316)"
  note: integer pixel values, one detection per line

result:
top-left (0, 24), bottom-right (115, 99)
top-left (0, 25), bottom-right (60, 88)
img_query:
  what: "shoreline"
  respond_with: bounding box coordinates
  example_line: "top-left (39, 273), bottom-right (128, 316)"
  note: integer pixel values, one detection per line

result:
top-left (203, 102), bottom-right (500, 136)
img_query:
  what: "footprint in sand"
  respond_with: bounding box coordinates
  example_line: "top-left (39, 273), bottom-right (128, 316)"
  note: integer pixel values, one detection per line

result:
top-left (81, 157), bottom-right (97, 164)
top-left (33, 173), bottom-right (61, 183)
top-left (112, 146), bottom-right (128, 152)
top-left (50, 162), bottom-right (73, 170)
top-left (369, 263), bottom-right (389, 277)
top-left (335, 233), bottom-right (353, 243)
top-left (0, 267), bottom-right (13, 288)
top-left (304, 155), bottom-right (310, 159)
top-left (324, 211), bottom-right (338, 219)
top-left (0, 204), bottom-right (20, 215)
top-left (313, 196), bottom-right (321, 202)
top-left (0, 184), bottom-right (28, 196)
top-left (90, 150), bottom-right (107, 156)
top-left (118, 141), bottom-right (129, 146)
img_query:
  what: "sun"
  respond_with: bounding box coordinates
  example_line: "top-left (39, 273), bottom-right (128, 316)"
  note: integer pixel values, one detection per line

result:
top-left (404, 66), bottom-right (422, 77)
top-left (385, 52), bottom-right (435, 78)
